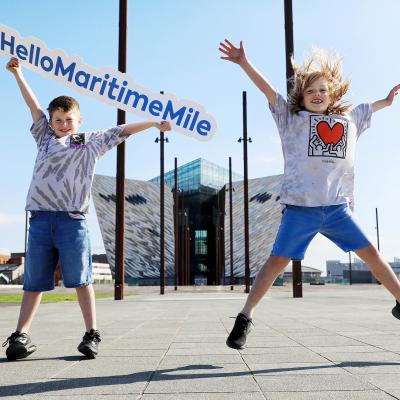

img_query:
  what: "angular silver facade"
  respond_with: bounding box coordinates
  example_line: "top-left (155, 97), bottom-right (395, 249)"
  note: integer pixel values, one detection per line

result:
top-left (92, 172), bottom-right (284, 283)
top-left (92, 175), bottom-right (174, 280)
top-left (224, 175), bottom-right (283, 278)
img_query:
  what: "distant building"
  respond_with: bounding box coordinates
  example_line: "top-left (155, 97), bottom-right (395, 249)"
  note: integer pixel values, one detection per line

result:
top-left (0, 249), bottom-right (11, 264)
top-left (326, 260), bottom-right (344, 278)
top-left (92, 158), bottom-right (285, 286)
top-left (326, 257), bottom-right (400, 283)
top-left (92, 262), bottom-right (113, 283)
top-left (92, 253), bottom-right (108, 264)
top-left (0, 252), bottom-right (25, 284)
top-left (282, 265), bottom-right (322, 283)
top-left (0, 249), bottom-right (112, 285)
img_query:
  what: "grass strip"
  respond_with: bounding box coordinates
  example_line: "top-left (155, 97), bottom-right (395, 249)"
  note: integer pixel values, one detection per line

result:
top-left (0, 292), bottom-right (137, 303)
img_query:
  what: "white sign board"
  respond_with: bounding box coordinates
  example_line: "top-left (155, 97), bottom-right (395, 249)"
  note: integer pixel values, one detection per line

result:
top-left (0, 24), bottom-right (217, 141)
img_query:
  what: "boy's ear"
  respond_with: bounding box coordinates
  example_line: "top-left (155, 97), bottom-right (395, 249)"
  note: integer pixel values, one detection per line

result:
top-left (79, 115), bottom-right (83, 125)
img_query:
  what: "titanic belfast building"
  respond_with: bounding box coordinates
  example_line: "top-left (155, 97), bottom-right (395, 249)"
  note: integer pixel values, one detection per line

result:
top-left (92, 158), bottom-right (283, 285)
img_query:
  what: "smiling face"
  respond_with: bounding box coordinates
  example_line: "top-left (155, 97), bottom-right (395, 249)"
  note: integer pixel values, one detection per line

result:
top-left (50, 108), bottom-right (82, 138)
top-left (302, 76), bottom-right (331, 114)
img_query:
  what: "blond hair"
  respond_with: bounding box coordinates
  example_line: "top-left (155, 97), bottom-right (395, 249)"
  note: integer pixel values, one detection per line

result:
top-left (288, 49), bottom-right (351, 115)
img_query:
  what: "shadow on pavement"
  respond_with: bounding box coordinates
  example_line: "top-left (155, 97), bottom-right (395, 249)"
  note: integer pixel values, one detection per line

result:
top-left (1, 361), bottom-right (400, 397)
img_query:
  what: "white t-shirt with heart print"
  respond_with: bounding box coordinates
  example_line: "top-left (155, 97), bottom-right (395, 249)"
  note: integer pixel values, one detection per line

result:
top-left (269, 92), bottom-right (372, 209)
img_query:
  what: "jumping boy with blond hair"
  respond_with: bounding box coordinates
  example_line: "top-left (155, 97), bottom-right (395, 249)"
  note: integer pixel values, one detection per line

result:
top-left (219, 39), bottom-right (400, 349)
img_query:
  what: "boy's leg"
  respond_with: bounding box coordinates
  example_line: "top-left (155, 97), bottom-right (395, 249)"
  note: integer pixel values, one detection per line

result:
top-left (4, 212), bottom-right (58, 360)
top-left (241, 255), bottom-right (291, 318)
top-left (76, 284), bottom-right (97, 331)
top-left (226, 255), bottom-right (290, 349)
top-left (53, 212), bottom-right (100, 358)
top-left (226, 205), bottom-right (319, 349)
top-left (16, 291), bottom-right (42, 332)
top-left (355, 244), bottom-right (400, 302)
top-left (3, 291), bottom-right (41, 360)
top-left (321, 205), bottom-right (400, 303)
top-left (241, 206), bottom-right (321, 318)
top-left (76, 284), bottom-right (101, 358)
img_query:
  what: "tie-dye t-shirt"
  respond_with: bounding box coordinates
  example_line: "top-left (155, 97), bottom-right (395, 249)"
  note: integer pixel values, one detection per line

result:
top-left (26, 112), bottom-right (126, 213)
top-left (269, 93), bottom-right (372, 209)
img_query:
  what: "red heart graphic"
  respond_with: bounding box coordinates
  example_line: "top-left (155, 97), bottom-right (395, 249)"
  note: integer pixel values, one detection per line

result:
top-left (316, 121), bottom-right (344, 146)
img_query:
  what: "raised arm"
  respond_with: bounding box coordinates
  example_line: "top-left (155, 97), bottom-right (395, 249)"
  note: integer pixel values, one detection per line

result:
top-left (219, 39), bottom-right (277, 107)
top-left (119, 120), bottom-right (171, 137)
top-left (371, 84), bottom-right (400, 113)
top-left (6, 57), bottom-right (42, 123)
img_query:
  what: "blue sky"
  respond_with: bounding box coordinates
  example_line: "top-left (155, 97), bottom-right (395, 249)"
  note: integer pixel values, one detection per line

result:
top-left (1, 0), bottom-right (399, 273)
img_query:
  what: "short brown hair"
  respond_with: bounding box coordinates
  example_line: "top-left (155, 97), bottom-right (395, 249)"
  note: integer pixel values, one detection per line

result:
top-left (47, 96), bottom-right (80, 118)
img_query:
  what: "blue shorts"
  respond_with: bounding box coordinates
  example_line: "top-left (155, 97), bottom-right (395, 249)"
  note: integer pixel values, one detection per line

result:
top-left (23, 211), bottom-right (92, 292)
top-left (271, 204), bottom-right (371, 260)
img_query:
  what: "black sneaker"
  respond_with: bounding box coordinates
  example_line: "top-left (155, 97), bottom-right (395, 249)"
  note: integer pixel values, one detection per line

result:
top-left (2, 331), bottom-right (37, 361)
top-left (77, 329), bottom-right (101, 358)
top-left (226, 313), bottom-right (253, 349)
top-left (392, 301), bottom-right (400, 320)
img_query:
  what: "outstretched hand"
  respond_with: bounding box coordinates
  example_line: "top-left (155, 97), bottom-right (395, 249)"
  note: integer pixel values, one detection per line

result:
top-left (6, 57), bottom-right (22, 76)
top-left (385, 84), bottom-right (400, 106)
top-left (219, 39), bottom-right (246, 65)
top-left (155, 121), bottom-right (172, 132)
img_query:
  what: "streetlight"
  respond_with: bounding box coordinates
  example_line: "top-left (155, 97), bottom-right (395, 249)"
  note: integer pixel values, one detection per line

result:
top-left (173, 158), bottom-right (179, 291)
top-left (155, 124), bottom-right (169, 295)
top-left (223, 157), bottom-right (235, 290)
top-left (215, 189), bottom-right (225, 285)
top-left (238, 91), bottom-right (252, 293)
top-left (176, 188), bottom-right (188, 285)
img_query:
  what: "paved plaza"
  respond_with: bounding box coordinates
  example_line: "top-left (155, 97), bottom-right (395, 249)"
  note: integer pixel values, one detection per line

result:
top-left (1, 284), bottom-right (400, 399)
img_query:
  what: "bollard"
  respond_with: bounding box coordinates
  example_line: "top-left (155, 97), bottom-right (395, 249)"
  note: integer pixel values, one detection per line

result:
top-left (292, 259), bottom-right (303, 298)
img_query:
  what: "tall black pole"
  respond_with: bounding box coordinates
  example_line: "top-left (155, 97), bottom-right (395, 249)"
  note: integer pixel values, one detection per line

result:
top-left (349, 251), bottom-right (352, 285)
top-left (375, 207), bottom-right (380, 252)
top-left (181, 193), bottom-right (185, 285)
top-left (292, 259), bottom-right (303, 297)
top-left (284, 0), bottom-right (302, 298)
top-left (242, 91), bottom-right (250, 294)
top-left (159, 91), bottom-right (166, 295)
top-left (24, 211), bottom-right (28, 257)
top-left (186, 223), bottom-right (190, 285)
top-left (174, 158), bottom-right (178, 290)
top-left (284, 0), bottom-right (294, 93)
top-left (229, 158), bottom-right (234, 290)
top-left (215, 193), bottom-right (220, 285)
top-left (114, 0), bottom-right (127, 300)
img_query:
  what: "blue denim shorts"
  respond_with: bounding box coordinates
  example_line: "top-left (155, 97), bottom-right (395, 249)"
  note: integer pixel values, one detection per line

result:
top-left (23, 211), bottom-right (92, 291)
top-left (271, 204), bottom-right (371, 260)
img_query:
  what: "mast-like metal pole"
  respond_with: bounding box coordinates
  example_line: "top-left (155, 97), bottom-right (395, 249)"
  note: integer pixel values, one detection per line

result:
top-left (114, 0), bottom-right (128, 300)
